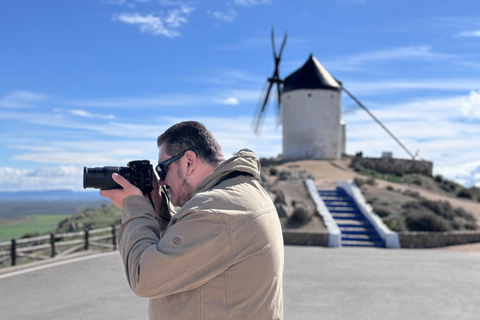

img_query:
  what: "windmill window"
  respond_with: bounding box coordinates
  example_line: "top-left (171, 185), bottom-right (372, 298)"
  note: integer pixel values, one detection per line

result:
top-left (308, 93), bottom-right (312, 97)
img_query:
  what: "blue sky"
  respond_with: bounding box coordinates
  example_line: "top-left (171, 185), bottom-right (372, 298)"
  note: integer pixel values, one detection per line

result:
top-left (1, 0), bottom-right (480, 191)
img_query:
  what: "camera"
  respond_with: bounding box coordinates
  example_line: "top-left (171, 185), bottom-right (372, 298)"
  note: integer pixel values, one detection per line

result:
top-left (83, 160), bottom-right (154, 195)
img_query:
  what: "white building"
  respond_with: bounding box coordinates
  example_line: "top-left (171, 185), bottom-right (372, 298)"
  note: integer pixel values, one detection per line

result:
top-left (281, 54), bottom-right (345, 161)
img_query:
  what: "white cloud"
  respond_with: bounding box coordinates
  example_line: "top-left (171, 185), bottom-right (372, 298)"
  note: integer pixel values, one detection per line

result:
top-left (53, 108), bottom-right (116, 120)
top-left (66, 89), bottom-right (259, 108)
top-left (325, 46), bottom-right (455, 72)
top-left (10, 139), bottom-right (157, 166)
top-left (113, 4), bottom-right (193, 38)
top-left (211, 8), bottom-right (238, 22)
top-left (0, 91), bottom-right (47, 108)
top-left (343, 92), bottom-right (480, 186)
top-left (0, 166), bottom-right (84, 192)
top-left (458, 90), bottom-right (480, 118)
top-left (342, 79), bottom-right (480, 96)
top-left (233, 0), bottom-right (271, 6)
top-left (216, 97), bottom-right (239, 105)
top-left (454, 30), bottom-right (480, 38)
top-left (336, 0), bottom-right (368, 3)
top-left (435, 161), bottom-right (480, 187)
top-left (0, 116), bottom-right (282, 191)
top-left (101, 0), bottom-right (127, 5)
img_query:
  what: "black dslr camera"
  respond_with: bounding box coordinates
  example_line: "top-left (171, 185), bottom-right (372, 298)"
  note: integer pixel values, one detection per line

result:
top-left (83, 160), bottom-right (154, 195)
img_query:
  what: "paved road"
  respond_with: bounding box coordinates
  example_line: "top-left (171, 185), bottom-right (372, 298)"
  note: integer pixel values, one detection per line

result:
top-left (1, 246), bottom-right (480, 319)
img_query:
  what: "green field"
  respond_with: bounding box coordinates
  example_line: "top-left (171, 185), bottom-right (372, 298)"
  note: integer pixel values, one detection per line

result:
top-left (0, 215), bottom-right (69, 242)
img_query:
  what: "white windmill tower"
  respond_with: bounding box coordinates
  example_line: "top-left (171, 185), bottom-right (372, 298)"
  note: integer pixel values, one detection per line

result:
top-left (281, 54), bottom-right (344, 160)
top-left (253, 30), bottom-right (415, 161)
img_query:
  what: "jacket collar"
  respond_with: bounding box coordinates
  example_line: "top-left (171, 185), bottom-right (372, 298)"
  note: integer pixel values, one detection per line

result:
top-left (192, 149), bottom-right (261, 196)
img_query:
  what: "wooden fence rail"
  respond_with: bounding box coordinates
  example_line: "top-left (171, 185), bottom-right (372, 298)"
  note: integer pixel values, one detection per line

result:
top-left (0, 225), bottom-right (119, 267)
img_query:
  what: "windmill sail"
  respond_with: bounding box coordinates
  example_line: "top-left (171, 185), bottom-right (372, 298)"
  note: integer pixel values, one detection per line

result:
top-left (337, 82), bottom-right (416, 160)
top-left (252, 29), bottom-right (287, 135)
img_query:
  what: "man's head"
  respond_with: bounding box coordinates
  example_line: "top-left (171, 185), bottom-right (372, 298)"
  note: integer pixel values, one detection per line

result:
top-left (156, 121), bottom-right (224, 206)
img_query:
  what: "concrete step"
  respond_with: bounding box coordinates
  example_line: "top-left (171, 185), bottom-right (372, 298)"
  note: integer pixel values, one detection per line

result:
top-left (339, 226), bottom-right (375, 234)
top-left (342, 234), bottom-right (381, 242)
top-left (319, 188), bottom-right (385, 248)
top-left (336, 220), bottom-right (371, 228)
top-left (320, 196), bottom-right (348, 202)
top-left (342, 240), bottom-right (383, 247)
top-left (322, 201), bottom-right (355, 207)
top-left (328, 207), bottom-right (361, 213)
top-left (331, 213), bottom-right (363, 220)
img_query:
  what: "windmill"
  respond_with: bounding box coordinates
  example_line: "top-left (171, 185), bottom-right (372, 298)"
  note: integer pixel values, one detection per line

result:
top-left (252, 29), bottom-right (415, 161)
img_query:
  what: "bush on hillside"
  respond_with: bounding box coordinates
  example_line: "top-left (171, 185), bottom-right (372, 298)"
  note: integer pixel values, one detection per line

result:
top-left (404, 211), bottom-right (450, 232)
top-left (373, 207), bottom-right (392, 218)
top-left (457, 188), bottom-right (473, 199)
top-left (288, 203), bottom-right (313, 226)
top-left (269, 166), bottom-right (278, 176)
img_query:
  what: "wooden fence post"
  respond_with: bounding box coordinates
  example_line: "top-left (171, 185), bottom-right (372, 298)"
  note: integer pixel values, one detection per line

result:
top-left (50, 233), bottom-right (56, 258)
top-left (84, 230), bottom-right (89, 251)
top-left (111, 225), bottom-right (117, 251)
top-left (11, 239), bottom-right (16, 266)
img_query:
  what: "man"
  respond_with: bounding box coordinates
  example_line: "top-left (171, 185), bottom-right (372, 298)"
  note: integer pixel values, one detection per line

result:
top-left (100, 121), bottom-right (284, 319)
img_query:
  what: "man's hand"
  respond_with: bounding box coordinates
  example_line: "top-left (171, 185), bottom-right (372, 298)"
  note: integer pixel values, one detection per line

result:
top-left (99, 173), bottom-right (142, 208)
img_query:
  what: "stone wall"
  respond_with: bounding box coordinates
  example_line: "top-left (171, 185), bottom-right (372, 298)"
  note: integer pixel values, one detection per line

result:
top-left (282, 230), bottom-right (480, 248)
top-left (398, 231), bottom-right (480, 248)
top-left (351, 156), bottom-right (433, 176)
top-left (283, 230), bottom-right (329, 246)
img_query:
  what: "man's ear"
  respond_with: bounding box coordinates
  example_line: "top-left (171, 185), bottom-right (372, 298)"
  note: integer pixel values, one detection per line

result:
top-left (184, 150), bottom-right (197, 176)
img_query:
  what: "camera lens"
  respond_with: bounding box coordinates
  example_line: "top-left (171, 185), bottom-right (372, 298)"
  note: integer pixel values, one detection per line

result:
top-left (83, 166), bottom-right (131, 190)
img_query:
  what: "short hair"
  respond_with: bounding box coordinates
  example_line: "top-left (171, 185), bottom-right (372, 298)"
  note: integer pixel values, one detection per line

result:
top-left (157, 121), bottom-right (224, 166)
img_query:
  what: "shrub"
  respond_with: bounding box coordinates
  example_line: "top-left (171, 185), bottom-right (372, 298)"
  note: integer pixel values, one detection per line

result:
top-left (368, 197), bottom-right (378, 204)
top-left (365, 178), bottom-right (377, 186)
top-left (453, 207), bottom-right (476, 222)
top-left (384, 217), bottom-right (405, 232)
top-left (402, 201), bottom-right (421, 210)
top-left (354, 177), bottom-right (365, 187)
top-left (269, 166), bottom-right (278, 176)
top-left (419, 200), bottom-right (453, 220)
top-left (412, 175), bottom-right (422, 186)
top-left (289, 205), bottom-right (313, 225)
top-left (403, 190), bottom-right (420, 198)
top-left (405, 212), bottom-right (450, 232)
top-left (457, 188), bottom-right (473, 199)
top-left (440, 180), bottom-right (457, 192)
top-left (393, 167), bottom-right (404, 177)
top-left (434, 174), bottom-right (443, 182)
top-left (374, 207), bottom-right (392, 218)
top-left (386, 185), bottom-right (394, 191)
top-left (464, 223), bottom-right (478, 230)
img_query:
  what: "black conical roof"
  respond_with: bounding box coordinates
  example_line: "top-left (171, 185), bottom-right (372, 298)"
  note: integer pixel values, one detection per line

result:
top-left (283, 54), bottom-right (340, 93)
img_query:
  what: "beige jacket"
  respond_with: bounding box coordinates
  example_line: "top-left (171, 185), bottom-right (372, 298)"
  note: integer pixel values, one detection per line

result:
top-left (118, 150), bottom-right (284, 319)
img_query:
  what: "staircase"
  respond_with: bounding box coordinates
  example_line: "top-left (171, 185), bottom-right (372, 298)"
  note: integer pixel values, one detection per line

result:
top-left (318, 188), bottom-right (385, 247)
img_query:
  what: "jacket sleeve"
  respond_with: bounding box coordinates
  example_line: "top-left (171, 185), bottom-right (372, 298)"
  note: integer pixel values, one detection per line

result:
top-left (118, 195), bottom-right (233, 299)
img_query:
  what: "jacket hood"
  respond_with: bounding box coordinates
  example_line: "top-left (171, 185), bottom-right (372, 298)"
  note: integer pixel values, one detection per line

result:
top-left (193, 149), bottom-right (261, 195)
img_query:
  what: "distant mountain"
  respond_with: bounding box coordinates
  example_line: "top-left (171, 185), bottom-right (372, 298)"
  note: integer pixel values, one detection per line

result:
top-left (0, 189), bottom-right (106, 201)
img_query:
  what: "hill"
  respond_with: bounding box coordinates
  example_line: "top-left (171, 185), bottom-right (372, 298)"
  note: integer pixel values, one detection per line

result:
top-left (262, 158), bottom-right (480, 232)
top-left (0, 189), bottom-right (105, 201)
top-left (0, 190), bottom-right (110, 219)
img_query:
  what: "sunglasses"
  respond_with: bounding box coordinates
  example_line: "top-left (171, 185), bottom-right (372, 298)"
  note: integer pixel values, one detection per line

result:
top-left (155, 148), bottom-right (194, 181)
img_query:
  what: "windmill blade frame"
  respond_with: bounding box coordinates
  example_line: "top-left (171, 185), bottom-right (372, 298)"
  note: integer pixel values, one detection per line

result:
top-left (338, 83), bottom-right (416, 160)
top-left (253, 80), bottom-right (274, 134)
top-left (252, 28), bottom-right (287, 135)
